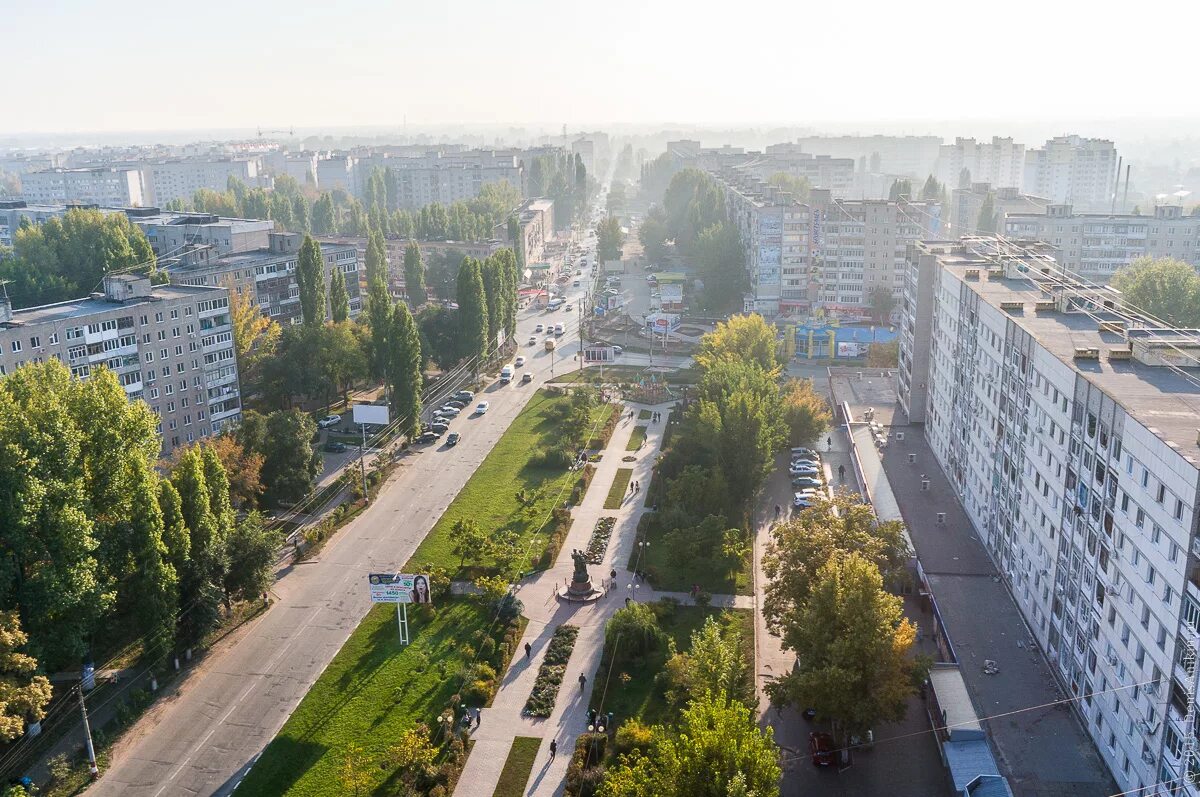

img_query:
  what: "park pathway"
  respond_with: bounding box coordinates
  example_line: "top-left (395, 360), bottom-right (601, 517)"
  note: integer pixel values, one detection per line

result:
top-left (453, 399), bottom-right (748, 797)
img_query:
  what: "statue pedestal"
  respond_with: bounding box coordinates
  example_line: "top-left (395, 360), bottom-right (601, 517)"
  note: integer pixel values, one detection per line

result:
top-left (567, 575), bottom-right (595, 597)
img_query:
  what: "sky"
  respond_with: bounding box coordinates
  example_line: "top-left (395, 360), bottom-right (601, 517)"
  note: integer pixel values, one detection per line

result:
top-left (6, 0), bottom-right (1200, 135)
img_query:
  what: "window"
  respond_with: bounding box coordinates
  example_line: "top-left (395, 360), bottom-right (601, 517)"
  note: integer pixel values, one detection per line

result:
top-left (10, 340), bottom-right (20, 353)
top-left (28, 336), bottom-right (39, 348)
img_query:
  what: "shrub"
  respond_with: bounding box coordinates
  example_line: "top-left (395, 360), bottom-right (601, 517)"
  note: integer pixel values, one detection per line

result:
top-left (531, 446), bottom-right (575, 470)
top-left (605, 603), bottom-right (666, 661)
top-left (524, 625), bottom-right (579, 717)
top-left (462, 678), bottom-right (494, 706)
top-left (614, 719), bottom-right (654, 755)
top-left (479, 636), bottom-right (497, 662)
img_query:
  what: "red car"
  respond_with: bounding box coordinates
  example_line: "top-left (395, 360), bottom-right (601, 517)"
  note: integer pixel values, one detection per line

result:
top-left (809, 732), bottom-right (836, 767)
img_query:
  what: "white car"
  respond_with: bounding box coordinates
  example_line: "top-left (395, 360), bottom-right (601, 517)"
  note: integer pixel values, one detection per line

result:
top-left (317, 415), bottom-right (340, 429)
top-left (475, 401), bottom-right (490, 414)
top-left (528, 335), bottom-right (538, 346)
top-left (514, 356), bottom-right (526, 367)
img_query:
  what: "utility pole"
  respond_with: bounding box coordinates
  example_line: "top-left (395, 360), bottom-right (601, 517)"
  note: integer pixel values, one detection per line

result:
top-left (79, 687), bottom-right (99, 779)
top-left (359, 424), bottom-right (370, 503)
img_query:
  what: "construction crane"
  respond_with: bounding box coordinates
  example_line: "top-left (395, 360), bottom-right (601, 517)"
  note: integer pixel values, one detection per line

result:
top-left (257, 126), bottom-right (295, 138)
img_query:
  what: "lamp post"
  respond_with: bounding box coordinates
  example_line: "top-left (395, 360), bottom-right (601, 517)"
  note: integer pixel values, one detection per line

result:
top-left (635, 539), bottom-right (650, 578)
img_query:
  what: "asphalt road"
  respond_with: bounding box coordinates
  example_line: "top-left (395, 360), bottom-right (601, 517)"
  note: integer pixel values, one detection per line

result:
top-left (91, 266), bottom-right (598, 797)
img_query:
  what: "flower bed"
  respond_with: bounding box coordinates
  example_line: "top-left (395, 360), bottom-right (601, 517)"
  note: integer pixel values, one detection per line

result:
top-left (585, 517), bottom-right (616, 564)
top-left (523, 624), bottom-right (579, 717)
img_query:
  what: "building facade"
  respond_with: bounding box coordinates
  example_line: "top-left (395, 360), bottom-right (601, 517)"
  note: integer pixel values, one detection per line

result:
top-left (125, 207), bottom-right (276, 258)
top-left (898, 237), bottom-right (1200, 796)
top-left (722, 176), bottom-right (811, 316)
top-left (141, 157), bottom-right (267, 206)
top-left (1005, 204), bottom-right (1200, 282)
top-left (935, 137), bottom-right (1026, 191)
top-left (0, 274), bottom-right (240, 455)
top-left (1024, 136), bottom-right (1118, 209)
top-left (949, 183), bottom-right (1050, 237)
top-left (20, 167), bottom-right (146, 207)
top-left (792, 135), bottom-right (943, 178)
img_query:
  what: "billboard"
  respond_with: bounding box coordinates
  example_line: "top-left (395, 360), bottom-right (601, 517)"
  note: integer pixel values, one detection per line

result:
top-left (353, 404), bottom-right (390, 426)
top-left (368, 573), bottom-right (432, 604)
top-left (584, 346), bottom-right (615, 363)
top-left (658, 284), bottom-right (683, 305)
top-left (837, 342), bottom-right (869, 358)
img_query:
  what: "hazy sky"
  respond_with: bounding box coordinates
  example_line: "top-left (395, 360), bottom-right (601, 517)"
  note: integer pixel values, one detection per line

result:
top-left (8, 0), bottom-right (1199, 134)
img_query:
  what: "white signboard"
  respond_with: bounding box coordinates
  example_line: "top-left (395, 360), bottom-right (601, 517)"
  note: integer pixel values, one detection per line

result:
top-left (584, 346), bottom-right (615, 363)
top-left (353, 403), bottom-right (390, 426)
top-left (368, 573), bottom-right (432, 604)
top-left (659, 284), bottom-right (683, 304)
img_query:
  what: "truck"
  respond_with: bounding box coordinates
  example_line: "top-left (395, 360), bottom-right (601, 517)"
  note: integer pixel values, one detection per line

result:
top-left (547, 297), bottom-right (565, 310)
top-left (544, 337), bottom-right (557, 352)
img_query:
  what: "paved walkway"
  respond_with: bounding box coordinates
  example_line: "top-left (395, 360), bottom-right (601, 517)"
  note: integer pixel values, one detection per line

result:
top-left (452, 399), bottom-right (744, 797)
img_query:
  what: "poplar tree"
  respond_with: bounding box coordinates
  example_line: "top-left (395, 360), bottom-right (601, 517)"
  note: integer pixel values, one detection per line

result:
top-left (330, 268), bottom-right (350, 323)
top-left (296, 235), bottom-right (326, 326)
top-left (456, 257), bottom-right (489, 364)
top-left (403, 241), bottom-right (427, 306)
top-left (387, 302), bottom-right (424, 440)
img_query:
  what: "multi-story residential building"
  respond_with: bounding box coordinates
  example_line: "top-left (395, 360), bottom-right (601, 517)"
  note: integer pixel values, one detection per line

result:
top-left (1024, 136), bottom-right (1118, 209)
top-left (124, 207), bottom-right (276, 258)
top-left (1005, 204), bottom-right (1200, 282)
top-left (792, 135), bottom-right (943, 178)
top-left (499, 198), bottom-right (554, 266)
top-left (0, 274), bottom-right (240, 454)
top-left (20, 167), bottom-right (146, 207)
top-left (168, 232), bottom-right (361, 323)
top-left (722, 175), bottom-right (812, 317)
top-left (264, 150), bottom-right (318, 185)
top-left (935, 137), bottom-right (1026, 190)
top-left (382, 151), bottom-right (524, 209)
top-left (949, 183), bottom-right (1050, 237)
top-left (898, 236), bottom-right (1200, 797)
top-left (0, 200), bottom-right (112, 246)
top-left (316, 154), bottom-right (356, 193)
top-left (140, 157), bottom-right (267, 206)
top-left (571, 138), bottom-right (596, 175)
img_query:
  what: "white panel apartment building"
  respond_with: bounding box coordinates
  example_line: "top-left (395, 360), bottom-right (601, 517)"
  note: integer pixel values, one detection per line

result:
top-left (1005, 204), bottom-right (1200, 282)
top-left (935, 137), bottom-right (1026, 190)
top-left (141, 157), bottom-right (267, 206)
top-left (1024, 136), bottom-right (1118, 209)
top-left (0, 274), bottom-right (240, 455)
top-left (20, 167), bottom-right (146, 207)
top-left (722, 176), bottom-right (812, 316)
top-left (899, 237), bottom-right (1200, 796)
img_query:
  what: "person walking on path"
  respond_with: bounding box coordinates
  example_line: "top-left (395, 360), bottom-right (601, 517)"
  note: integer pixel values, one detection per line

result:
top-left (838, 464), bottom-right (846, 482)
top-left (827, 436), bottom-right (833, 450)
top-left (475, 708), bottom-right (482, 727)
top-left (550, 739), bottom-right (558, 760)
top-left (579, 674), bottom-right (587, 692)
top-left (525, 642), bottom-right (532, 659)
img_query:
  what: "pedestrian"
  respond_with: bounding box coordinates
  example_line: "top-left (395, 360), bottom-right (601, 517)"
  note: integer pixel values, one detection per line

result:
top-left (838, 464), bottom-right (846, 481)
top-left (550, 739), bottom-right (558, 759)
top-left (827, 436), bottom-right (832, 450)
top-left (525, 642), bottom-right (532, 659)
top-left (475, 708), bottom-right (482, 727)
top-left (610, 568), bottom-right (617, 582)
top-left (579, 674), bottom-right (587, 692)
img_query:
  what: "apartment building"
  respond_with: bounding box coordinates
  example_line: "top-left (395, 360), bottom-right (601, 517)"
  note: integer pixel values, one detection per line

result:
top-left (571, 138), bottom-right (596, 175)
top-left (383, 151), bottom-right (524, 209)
top-left (1005, 204), bottom-right (1200, 281)
top-left (167, 232), bottom-right (361, 324)
top-left (20, 167), bottom-right (146, 207)
top-left (498, 198), bottom-right (554, 266)
top-left (140, 157), bottom-right (267, 206)
top-left (935, 137), bottom-right (1026, 190)
top-left (124, 207), bottom-right (276, 258)
top-left (0, 274), bottom-right (240, 455)
top-left (949, 183), bottom-right (1050, 237)
top-left (0, 199), bottom-right (114, 246)
top-left (898, 237), bottom-right (1200, 796)
top-left (1024, 136), bottom-right (1118, 209)
top-left (722, 176), bottom-right (812, 316)
top-left (792, 134), bottom-right (943, 178)
top-left (316, 154), bottom-right (356, 193)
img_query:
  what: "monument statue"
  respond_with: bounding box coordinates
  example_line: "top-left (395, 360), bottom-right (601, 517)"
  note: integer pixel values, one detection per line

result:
top-left (567, 549), bottom-right (595, 596)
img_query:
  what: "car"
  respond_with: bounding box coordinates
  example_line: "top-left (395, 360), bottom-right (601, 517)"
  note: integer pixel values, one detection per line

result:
top-left (809, 732), bottom-right (836, 767)
top-left (417, 431), bottom-right (440, 444)
top-left (564, 304), bottom-right (573, 312)
top-left (611, 345), bottom-right (623, 356)
top-left (499, 365), bottom-right (514, 383)
top-left (535, 323), bottom-right (545, 333)
top-left (792, 447), bottom-right (819, 459)
top-left (438, 405), bottom-right (462, 417)
top-left (521, 372), bottom-right (533, 384)
top-left (446, 398), bottom-right (469, 409)
top-left (791, 455), bottom-right (820, 467)
top-left (573, 280), bottom-right (581, 287)
top-left (475, 401), bottom-right (490, 414)
top-left (317, 415), bottom-right (341, 429)
top-left (428, 421), bottom-right (449, 433)
top-left (794, 496), bottom-right (816, 510)
top-left (790, 464), bottom-right (820, 476)
top-left (453, 390), bottom-right (474, 401)
top-left (528, 335), bottom-right (538, 346)
top-left (554, 323), bottom-right (565, 336)
top-left (791, 476), bottom-right (823, 489)
top-left (323, 440), bottom-right (348, 453)
top-left (514, 356), bottom-right (526, 367)
top-left (446, 432), bottom-right (461, 447)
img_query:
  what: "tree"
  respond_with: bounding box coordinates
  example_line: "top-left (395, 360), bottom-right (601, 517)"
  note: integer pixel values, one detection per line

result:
top-left (638, 207), bottom-right (669, 264)
top-left (223, 512), bottom-right (282, 604)
top-left (766, 552), bottom-right (919, 744)
top-left (694, 222), bottom-right (747, 313)
top-left (456, 257), bottom-right (489, 364)
top-left (416, 304), bottom-right (460, 369)
top-left (320, 321), bottom-right (367, 407)
top-left (312, 193), bottom-right (337, 236)
top-left (364, 227), bottom-right (387, 285)
top-left (387, 302), bottom-right (423, 439)
top-left (124, 461), bottom-right (178, 662)
top-left (662, 615), bottom-right (749, 709)
top-left (329, 268), bottom-right (350, 323)
top-left (596, 216), bottom-right (624, 262)
top-left (695, 314), bottom-right (778, 374)
top-left (403, 241), bottom-right (427, 305)
top-left (296, 235), bottom-right (327, 326)
top-left (259, 410), bottom-right (320, 507)
top-left (868, 285), bottom-right (896, 323)
top-left (957, 167), bottom-right (971, 189)
top-left (866, 339), bottom-right (899, 368)
top-left (920, 175), bottom-right (942, 201)
top-left (767, 172), bottom-right (811, 202)
top-left (975, 191), bottom-right (996, 233)
top-left (605, 603), bottom-right (667, 661)
top-left (0, 612), bottom-right (53, 742)
top-left (450, 519), bottom-right (489, 569)
top-left (204, 435), bottom-right (263, 510)
top-left (229, 287), bottom-right (280, 393)
top-left (171, 446), bottom-right (225, 648)
top-left (888, 179), bottom-right (912, 200)
top-left (480, 255), bottom-right (502, 346)
top-left (780, 378), bottom-right (831, 447)
top-left (1112, 256), bottom-right (1200, 327)
top-left (597, 692), bottom-right (780, 797)
top-left (338, 743), bottom-right (374, 797)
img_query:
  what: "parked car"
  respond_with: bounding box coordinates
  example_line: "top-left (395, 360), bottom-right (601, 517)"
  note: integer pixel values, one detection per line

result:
top-left (475, 401), bottom-right (490, 414)
top-left (446, 432), bottom-right (461, 447)
top-left (427, 421), bottom-right (449, 434)
top-left (791, 476), bottom-right (823, 489)
top-left (323, 440), bottom-right (348, 453)
top-left (790, 464), bottom-right (820, 477)
top-left (794, 493), bottom-right (816, 509)
top-left (521, 372), bottom-right (533, 384)
top-left (564, 304), bottom-right (573, 311)
top-left (438, 405), bottom-right (462, 417)
top-left (417, 431), bottom-right (440, 444)
top-left (446, 398), bottom-right (469, 409)
top-left (809, 732), bottom-right (836, 767)
top-left (611, 345), bottom-right (623, 356)
top-left (453, 390), bottom-right (474, 401)
top-left (317, 415), bottom-right (341, 429)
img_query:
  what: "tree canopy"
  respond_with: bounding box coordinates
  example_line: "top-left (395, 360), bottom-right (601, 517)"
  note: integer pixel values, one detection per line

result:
top-left (1112, 256), bottom-right (1200, 327)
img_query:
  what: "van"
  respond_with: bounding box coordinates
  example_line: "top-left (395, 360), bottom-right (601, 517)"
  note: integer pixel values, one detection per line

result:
top-left (499, 365), bottom-right (514, 383)
top-left (554, 323), bottom-right (565, 336)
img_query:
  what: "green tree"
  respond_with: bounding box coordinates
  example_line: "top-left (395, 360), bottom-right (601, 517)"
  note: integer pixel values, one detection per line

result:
top-left (387, 302), bottom-right (423, 439)
top-left (171, 447), bottom-right (225, 648)
top-left (596, 216), bottom-right (624, 262)
top-left (766, 552), bottom-right (919, 744)
top-left (869, 285), bottom-right (896, 323)
top-left (450, 519), bottom-right (489, 569)
top-left (456, 257), bottom-right (489, 365)
top-left (662, 615), bottom-right (749, 709)
top-left (480, 255), bottom-right (502, 346)
top-left (296, 235), bottom-right (326, 326)
top-left (416, 304), bottom-right (460, 369)
top-left (780, 378), bottom-right (831, 447)
top-left (1112, 256), bottom-right (1200, 327)
top-left (638, 206), bottom-right (670, 264)
top-left (223, 512), bottom-right (282, 603)
top-left (975, 191), bottom-right (996, 233)
top-left (365, 272), bottom-right (393, 383)
top-left (260, 410), bottom-right (320, 507)
top-left (229, 287), bottom-right (280, 394)
top-left (888, 179), bottom-right (912, 200)
top-left (364, 227), bottom-right (387, 285)
top-left (329, 267), bottom-right (350, 323)
top-left (605, 602), bottom-right (667, 661)
top-left (766, 172), bottom-right (811, 202)
top-left (124, 461), bottom-right (178, 662)
top-left (320, 321), bottom-right (367, 407)
top-left (403, 241), bottom-right (427, 305)
top-left (920, 175), bottom-right (942, 201)
top-left (694, 222), bottom-right (747, 313)
top-left (311, 193), bottom-right (337, 236)
top-left (0, 612), bottom-right (53, 742)
top-left (694, 314), bottom-right (778, 374)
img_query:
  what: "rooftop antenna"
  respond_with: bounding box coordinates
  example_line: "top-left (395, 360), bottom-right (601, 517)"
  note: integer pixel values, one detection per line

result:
top-left (1122, 164), bottom-right (1131, 212)
top-left (1111, 156), bottom-right (1122, 215)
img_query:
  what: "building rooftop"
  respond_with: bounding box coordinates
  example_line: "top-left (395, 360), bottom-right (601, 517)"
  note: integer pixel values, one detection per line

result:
top-left (926, 239), bottom-right (1200, 459)
top-left (5, 282), bottom-right (221, 326)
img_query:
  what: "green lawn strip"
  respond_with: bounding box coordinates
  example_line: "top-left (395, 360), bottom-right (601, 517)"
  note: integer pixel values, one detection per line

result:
top-left (492, 736), bottom-right (542, 797)
top-left (406, 390), bottom-right (608, 578)
top-left (625, 425), bottom-right (647, 451)
top-left (631, 514), bottom-right (752, 595)
top-left (588, 603), bottom-right (753, 729)
top-left (638, 409), bottom-right (652, 420)
top-left (604, 468), bottom-right (635, 510)
top-left (235, 598), bottom-right (507, 797)
top-left (524, 625), bottom-right (579, 717)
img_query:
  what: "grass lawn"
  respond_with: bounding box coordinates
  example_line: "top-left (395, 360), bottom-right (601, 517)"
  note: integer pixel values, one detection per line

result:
top-left (604, 468), bottom-right (635, 510)
top-left (235, 599), bottom-right (493, 797)
top-left (638, 409), bottom-right (652, 420)
top-left (589, 604), bottom-right (753, 729)
top-left (626, 425), bottom-right (647, 451)
top-left (407, 390), bottom-right (609, 578)
top-left (492, 737), bottom-right (542, 797)
top-left (548, 365), bottom-right (700, 386)
top-left (633, 516), bottom-right (753, 595)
